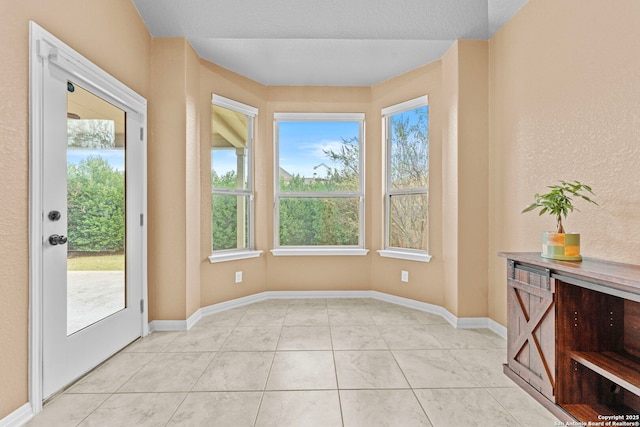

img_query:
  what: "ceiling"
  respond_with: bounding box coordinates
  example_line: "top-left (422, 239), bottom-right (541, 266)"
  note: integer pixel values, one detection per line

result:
top-left (132, 0), bottom-right (528, 86)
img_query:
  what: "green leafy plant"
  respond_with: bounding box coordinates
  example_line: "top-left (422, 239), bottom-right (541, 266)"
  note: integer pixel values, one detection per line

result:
top-left (522, 180), bottom-right (598, 234)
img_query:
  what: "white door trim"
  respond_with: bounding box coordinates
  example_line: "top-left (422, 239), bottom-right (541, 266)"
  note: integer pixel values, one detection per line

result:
top-left (28, 21), bottom-right (148, 415)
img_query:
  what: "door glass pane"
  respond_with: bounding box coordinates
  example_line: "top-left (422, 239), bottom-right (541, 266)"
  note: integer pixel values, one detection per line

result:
top-left (67, 82), bottom-right (126, 336)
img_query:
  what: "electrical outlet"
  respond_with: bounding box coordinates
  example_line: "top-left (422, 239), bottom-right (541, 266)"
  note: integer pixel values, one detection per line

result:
top-left (401, 270), bottom-right (409, 282)
top-left (235, 271), bottom-right (243, 283)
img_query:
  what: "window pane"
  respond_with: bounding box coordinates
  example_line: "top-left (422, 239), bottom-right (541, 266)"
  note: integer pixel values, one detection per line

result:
top-left (278, 121), bottom-right (360, 192)
top-left (212, 104), bottom-right (248, 190)
top-left (212, 194), bottom-right (248, 251)
top-left (279, 197), bottom-right (359, 246)
top-left (389, 106), bottom-right (428, 190)
top-left (389, 193), bottom-right (428, 251)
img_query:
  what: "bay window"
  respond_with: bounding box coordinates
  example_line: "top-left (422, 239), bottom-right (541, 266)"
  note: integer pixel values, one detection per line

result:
top-left (273, 113), bottom-right (366, 256)
top-left (209, 95), bottom-right (261, 262)
top-left (379, 96), bottom-right (431, 262)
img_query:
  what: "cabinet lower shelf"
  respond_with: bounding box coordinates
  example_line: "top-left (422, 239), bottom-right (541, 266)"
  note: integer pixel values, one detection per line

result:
top-left (500, 253), bottom-right (640, 424)
top-left (570, 351), bottom-right (640, 396)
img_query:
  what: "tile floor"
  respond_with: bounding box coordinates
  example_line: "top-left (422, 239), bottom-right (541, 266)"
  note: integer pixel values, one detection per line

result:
top-left (27, 298), bottom-right (561, 427)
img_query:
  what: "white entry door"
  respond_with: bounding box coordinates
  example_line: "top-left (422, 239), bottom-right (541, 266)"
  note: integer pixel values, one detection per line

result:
top-left (32, 23), bottom-right (147, 400)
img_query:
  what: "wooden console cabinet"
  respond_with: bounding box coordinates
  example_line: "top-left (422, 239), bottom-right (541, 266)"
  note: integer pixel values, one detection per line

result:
top-left (500, 252), bottom-right (640, 423)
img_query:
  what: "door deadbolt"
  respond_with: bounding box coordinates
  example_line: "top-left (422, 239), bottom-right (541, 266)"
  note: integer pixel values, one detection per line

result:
top-left (48, 210), bottom-right (62, 221)
top-left (49, 234), bottom-right (68, 246)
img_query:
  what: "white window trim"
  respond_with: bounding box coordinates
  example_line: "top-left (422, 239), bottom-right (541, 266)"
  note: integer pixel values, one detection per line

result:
top-left (208, 249), bottom-right (263, 263)
top-left (212, 94), bottom-right (258, 117)
top-left (381, 96), bottom-right (427, 117)
top-left (272, 248), bottom-right (369, 257)
top-left (274, 113), bottom-right (366, 252)
top-left (274, 112), bottom-right (364, 122)
top-left (377, 249), bottom-right (432, 263)
top-left (211, 95), bottom-right (257, 256)
top-left (383, 96), bottom-right (430, 257)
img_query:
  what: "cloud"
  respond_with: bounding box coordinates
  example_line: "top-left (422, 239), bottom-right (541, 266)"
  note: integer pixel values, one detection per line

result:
top-left (298, 139), bottom-right (344, 159)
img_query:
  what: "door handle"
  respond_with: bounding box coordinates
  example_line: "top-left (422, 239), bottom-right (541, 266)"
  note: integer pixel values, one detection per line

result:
top-left (48, 234), bottom-right (68, 245)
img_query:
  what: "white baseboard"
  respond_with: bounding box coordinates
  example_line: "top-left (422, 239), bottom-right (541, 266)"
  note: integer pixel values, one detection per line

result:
top-left (370, 290), bottom-right (449, 318)
top-left (148, 319), bottom-right (188, 332)
top-left (0, 403), bottom-right (33, 427)
top-left (369, 291), bottom-right (507, 338)
top-left (264, 290), bottom-right (372, 300)
top-left (200, 292), bottom-right (270, 317)
top-left (146, 290), bottom-right (506, 340)
top-left (488, 319), bottom-right (508, 340)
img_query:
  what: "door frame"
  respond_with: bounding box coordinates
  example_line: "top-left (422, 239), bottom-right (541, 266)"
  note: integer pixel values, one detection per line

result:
top-left (28, 21), bottom-right (148, 414)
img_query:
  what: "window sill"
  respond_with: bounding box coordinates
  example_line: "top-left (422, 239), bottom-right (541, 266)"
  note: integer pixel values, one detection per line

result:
top-left (208, 250), bottom-right (263, 264)
top-left (271, 248), bottom-right (369, 257)
top-left (377, 249), bottom-right (432, 263)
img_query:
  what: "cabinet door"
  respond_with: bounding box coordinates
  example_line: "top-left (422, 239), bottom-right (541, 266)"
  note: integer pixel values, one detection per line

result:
top-left (507, 261), bottom-right (556, 402)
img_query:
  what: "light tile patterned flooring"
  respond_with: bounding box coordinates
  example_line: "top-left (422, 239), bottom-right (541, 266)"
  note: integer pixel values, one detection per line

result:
top-left (27, 298), bottom-right (560, 427)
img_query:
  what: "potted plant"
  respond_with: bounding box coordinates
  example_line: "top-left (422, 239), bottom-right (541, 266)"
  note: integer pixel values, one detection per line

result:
top-left (522, 180), bottom-right (598, 261)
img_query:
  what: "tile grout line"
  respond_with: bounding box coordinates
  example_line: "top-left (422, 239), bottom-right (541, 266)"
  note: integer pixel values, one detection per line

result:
top-left (32, 298), bottom-right (533, 426)
top-left (328, 305), bottom-right (346, 427)
top-left (62, 340), bottom-right (168, 426)
top-left (251, 303), bottom-right (287, 426)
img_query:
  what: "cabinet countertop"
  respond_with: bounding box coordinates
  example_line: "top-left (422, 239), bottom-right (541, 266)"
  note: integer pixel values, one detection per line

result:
top-left (499, 252), bottom-right (640, 296)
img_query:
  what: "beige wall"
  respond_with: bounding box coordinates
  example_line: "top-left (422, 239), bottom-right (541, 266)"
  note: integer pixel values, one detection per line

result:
top-left (488, 0), bottom-right (640, 325)
top-left (0, 0), bottom-right (151, 419)
top-left (456, 40), bottom-right (489, 317)
top-left (197, 69), bottom-right (450, 301)
top-left (265, 87), bottom-right (374, 291)
top-left (441, 41), bottom-right (490, 318)
top-left (199, 61), bottom-right (269, 306)
top-left (185, 42), bottom-right (202, 317)
top-left (370, 62), bottom-right (446, 305)
top-left (441, 43), bottom-right (461, 315)
top-left (149, 38), bottom-right (204, 320)
top-left (148, 38), bottom-right (189, 320)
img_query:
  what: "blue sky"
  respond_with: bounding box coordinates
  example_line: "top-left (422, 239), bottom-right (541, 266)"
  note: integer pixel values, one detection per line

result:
top-left (278, 121), bottom-right (360, 178)
top-left (211, 107), bottom-right (428, 179)
top-left (212, 121), bottom-right (360, 179)
top-left (67, 150), bottom-right (125, 171)
top-left (212, 150), bottom-right (243, 178)
top-left (68, 109), bottom-right (427, 177)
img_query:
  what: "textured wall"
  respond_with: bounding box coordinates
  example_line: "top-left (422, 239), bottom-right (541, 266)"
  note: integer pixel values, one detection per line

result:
top-left (185, 43), bottom-right (202, 317)
top-left (456, 40), bottom-right (489, 318)
top-left (488, 0), bottom-right (640, 325)
top-left (148, 38), bottom-right (188, 320)
top-left (265, 87), bottom-right (373, 292)
top-left (441, 41), bottom-right (490, 318)
top-left (370, 62), bottom-right (446, 306)
top-left (198, 61), bottom-right (269, 306)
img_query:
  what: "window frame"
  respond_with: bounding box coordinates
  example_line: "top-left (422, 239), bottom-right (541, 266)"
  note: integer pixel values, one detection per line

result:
top-left (379, 96), bottom-right (432, 263)
top-left (272, 112), bottom-right (368, 256)
top-left (208, 94), bottom-right (262, 263)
